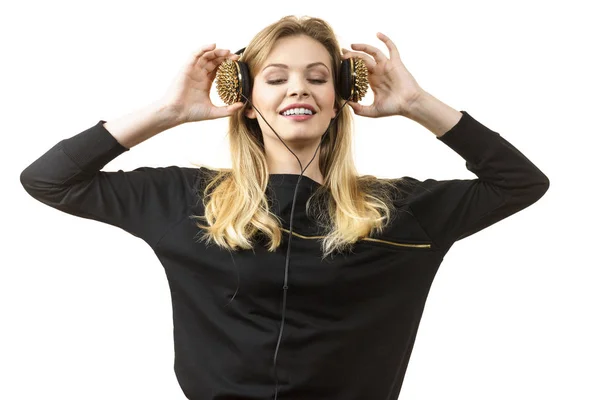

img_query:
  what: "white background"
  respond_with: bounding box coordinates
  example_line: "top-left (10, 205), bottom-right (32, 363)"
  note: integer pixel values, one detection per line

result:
top-left (3, 0), bottom-right (598, 399)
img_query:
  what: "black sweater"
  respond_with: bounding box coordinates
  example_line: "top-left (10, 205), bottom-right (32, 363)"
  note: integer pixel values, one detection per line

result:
top-left (20, 111), bottom-right (549, 399)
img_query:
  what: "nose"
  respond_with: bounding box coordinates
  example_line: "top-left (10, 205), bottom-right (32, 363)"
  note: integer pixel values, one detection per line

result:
top-left (287, 74), bottom-right (310, 98)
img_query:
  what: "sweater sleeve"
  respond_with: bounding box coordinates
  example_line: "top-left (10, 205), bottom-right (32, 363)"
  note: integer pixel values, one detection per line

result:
top-left (20, 120), bottom-right (197, 247)
top-left (405, 111), bottom-right (550, 250)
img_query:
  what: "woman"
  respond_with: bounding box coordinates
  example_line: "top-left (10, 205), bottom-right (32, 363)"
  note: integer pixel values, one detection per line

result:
top-left (20, 15), bottom-right (549, 400)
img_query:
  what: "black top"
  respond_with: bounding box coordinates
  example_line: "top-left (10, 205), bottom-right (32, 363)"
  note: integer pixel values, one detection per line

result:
top-left (20, 111), bottom-right (549, 399)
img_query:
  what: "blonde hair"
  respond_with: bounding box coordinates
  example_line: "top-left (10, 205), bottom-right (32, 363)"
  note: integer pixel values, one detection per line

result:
top-left (191, 15), bottom-right (411, 259)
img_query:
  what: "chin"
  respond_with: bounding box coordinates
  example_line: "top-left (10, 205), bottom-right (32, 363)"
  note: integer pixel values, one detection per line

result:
top-left (274, 126), bottom-right (328, 142)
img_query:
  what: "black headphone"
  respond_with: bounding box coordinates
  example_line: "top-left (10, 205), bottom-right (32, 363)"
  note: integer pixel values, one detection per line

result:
top-left (215, 47), bottom-right (369, 105)
top-left (215, 45), bottom-right (369, 400)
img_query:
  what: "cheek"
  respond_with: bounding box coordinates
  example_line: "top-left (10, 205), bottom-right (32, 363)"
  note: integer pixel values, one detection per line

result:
top-left (252, 82), bottom-right (281, 110)
top-left (321, 81), bottom-right (336, 98)
top-left (320, 86), bottom-right (337, 116)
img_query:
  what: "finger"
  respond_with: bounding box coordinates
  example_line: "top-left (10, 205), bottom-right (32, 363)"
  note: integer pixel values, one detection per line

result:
top-left (196, 49), bottom-right (231, 67)
top-left (206, 59), bottom-right (229, 81)
top-left (205, 52), bottom-right (239, 74)
top-left (185, 43), bottom-right (216, 67)
top-left (348, 101), bottom-right (377, 118)
top-left (192, 43), bottom-right (216, 56)
top-left (203, 55), bottom-right (231, 75)
top-left (191, 44), bottom-right (216, 61)
top-left (341, 48), bottom-right (376, 72)
top-left (209, 102), bottom-right (245, 120)
top-left (376, 32), bottom-right (400, 61)
top-left (350, 42), bottom-right (388, 63)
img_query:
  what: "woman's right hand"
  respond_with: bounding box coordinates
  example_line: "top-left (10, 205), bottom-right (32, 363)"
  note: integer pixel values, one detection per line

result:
top-left (159, 44), bottom-right (245, 124)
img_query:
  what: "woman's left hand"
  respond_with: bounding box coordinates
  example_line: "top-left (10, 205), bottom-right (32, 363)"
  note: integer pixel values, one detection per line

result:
top-left (342, 32), bottom-right (425, 118)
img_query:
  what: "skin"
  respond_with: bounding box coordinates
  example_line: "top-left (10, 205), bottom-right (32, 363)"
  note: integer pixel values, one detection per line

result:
top-left (160, 32), bottom-right (458, 183)
top-left (245, 35), bottom-right (338, 185)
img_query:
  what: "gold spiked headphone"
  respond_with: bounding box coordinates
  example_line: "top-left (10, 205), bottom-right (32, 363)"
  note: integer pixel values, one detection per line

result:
top-left (215, 47), bottom-right (369, 105)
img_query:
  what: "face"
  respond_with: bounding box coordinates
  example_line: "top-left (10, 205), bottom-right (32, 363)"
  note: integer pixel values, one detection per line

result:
top-left (246, 35), bottom-right (338, 146)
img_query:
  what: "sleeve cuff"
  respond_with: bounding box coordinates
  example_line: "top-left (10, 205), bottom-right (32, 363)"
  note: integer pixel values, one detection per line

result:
top-left (435, 111), bottom-right (499, 166)
top-left (60, 120), bottom-right (130, 172)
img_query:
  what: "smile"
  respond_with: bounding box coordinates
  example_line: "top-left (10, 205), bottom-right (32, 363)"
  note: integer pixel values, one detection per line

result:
top-left (281, 107), bottom-right (314, 116)
top-left (281, 114), bottom-right (314, 121)
top-left (279, 106), bottom-right (317, 122)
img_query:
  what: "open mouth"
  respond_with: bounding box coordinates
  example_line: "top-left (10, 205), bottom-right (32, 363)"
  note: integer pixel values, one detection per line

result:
top-left (280, 108), bottom-right (315, 116)
top-left (280, 107), bottom-right (316, 120)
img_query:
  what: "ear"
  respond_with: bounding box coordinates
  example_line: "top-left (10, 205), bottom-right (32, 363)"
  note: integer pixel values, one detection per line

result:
top-left (331, 106), bottom-right (338, 119)
top-left (245, 107), bottom-right (257, 119)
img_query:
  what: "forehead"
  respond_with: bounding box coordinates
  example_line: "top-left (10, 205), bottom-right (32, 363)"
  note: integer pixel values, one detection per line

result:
top-left (262, 35), bottom-right (332, 70)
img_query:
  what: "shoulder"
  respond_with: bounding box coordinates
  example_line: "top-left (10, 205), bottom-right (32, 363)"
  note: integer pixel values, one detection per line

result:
top-left (182, 165), bottom-right (232, 195)
top-left (357, 173), bottom-right (427, 201)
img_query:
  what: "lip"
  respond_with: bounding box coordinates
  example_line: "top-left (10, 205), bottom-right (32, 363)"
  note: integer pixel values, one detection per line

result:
top-left (281, 114), bottom-right (314, 121)
top-left (279, 103), bottom-right (317, 114)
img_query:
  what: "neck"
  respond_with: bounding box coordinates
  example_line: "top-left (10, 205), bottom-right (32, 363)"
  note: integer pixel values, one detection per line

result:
top-left (265, 139), bottom-right (324, 185)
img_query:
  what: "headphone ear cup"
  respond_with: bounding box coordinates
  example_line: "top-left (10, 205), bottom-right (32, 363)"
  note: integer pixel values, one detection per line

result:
top-left (215, 60), bottom-right (252, 105)
top-left (238, 61), bottom-right (251, 102)
top-left (338, 58), bottom-right (353, 101)
top-left (338, 57), bottom-right (369, 102)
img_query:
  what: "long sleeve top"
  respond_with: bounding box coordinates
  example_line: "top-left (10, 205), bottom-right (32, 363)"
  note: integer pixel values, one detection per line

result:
top-left (20, 111), bottom-right (550, 400)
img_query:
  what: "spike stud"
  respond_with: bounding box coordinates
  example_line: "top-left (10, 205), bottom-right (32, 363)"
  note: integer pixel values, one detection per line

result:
top-left (215, 59), bottom-right (242, 105)
top-left (351, 57), bottom-right (369, 102)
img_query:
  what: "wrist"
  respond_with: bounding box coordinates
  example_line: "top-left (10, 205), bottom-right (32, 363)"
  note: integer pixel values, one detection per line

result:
top-left (152, 101), bottom-right (186, 127)
top-left (401, 91), bottom-right (463, 137)
top-left (402, 90), bottom-right (429, 119)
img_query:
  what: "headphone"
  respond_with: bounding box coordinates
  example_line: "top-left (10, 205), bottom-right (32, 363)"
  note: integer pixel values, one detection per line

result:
top-left (216, 47), bottom-right (369, 105)
top-left (215, 46), bottom-right (369, 399)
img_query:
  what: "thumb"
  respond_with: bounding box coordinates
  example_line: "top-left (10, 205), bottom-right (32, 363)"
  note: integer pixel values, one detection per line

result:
top-left (348, 101), bottom-right (363, 115)
top-left (212, 102), bottom-right (244, 119)
top-left (349, 101), bottom-right (375, 118)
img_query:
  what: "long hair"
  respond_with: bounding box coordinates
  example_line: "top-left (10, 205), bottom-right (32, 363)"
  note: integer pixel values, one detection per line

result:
top-left (191, 15), bottom-right (411, 259)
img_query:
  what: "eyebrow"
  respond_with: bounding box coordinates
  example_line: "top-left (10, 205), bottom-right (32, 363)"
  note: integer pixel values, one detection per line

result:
top-left (262, 62), bottom-right (330, 73)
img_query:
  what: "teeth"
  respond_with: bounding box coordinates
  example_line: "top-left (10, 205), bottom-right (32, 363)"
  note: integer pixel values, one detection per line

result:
top-left (282, 108), bottom-right (314, 116)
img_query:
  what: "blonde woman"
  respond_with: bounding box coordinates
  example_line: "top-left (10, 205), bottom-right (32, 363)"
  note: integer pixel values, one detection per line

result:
top-left (20, 15), bottom-right (549, 400)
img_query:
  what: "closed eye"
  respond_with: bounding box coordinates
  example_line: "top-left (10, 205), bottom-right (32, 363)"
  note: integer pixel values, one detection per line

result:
top-left (266, 79), bottom-right (328, 85)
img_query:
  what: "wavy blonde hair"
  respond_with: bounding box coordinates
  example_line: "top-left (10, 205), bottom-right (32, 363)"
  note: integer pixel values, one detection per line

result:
top-left (192, 15), bottom-right (411, 259)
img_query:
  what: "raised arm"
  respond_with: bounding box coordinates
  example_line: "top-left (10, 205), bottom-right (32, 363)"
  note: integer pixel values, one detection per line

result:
top-left (19, 104), bottom-right (193, 247)
top-left (402, 96), bottom-right (549, 249)
top-left (342, 33), bottom-right (549, 250)
top-left (20, 45), bottom-right (244, 247)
